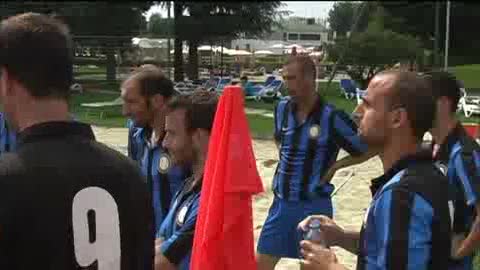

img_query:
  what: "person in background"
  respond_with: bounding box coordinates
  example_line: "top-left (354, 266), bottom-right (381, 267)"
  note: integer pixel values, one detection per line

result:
top-left (155, 91), bottom-right (219, 270)
top-left (0, 12), bottom-right (153, 269)
top-left (256, 55), bottom-right (374, 270)
top-left (122, 67), bottom-right (191, 234)
top-left (299, 71), bottom-right (452, 270)
top-left (425, 71), bottom-right (480, 270)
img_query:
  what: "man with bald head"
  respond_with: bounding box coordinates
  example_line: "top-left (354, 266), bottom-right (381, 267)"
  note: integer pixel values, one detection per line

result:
top-left (299, 71), bottom-right (452, 270)
top-left (256, 55), bottom-right (374, 269)
top-left (122, 66), bottom-right (191, 236)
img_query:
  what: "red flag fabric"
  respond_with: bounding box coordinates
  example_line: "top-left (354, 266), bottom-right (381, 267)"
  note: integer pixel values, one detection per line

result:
top-left (190, 85), bottom-right (264, 270)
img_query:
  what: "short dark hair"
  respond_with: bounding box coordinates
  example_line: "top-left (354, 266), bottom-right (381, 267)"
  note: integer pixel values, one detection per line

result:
top-left (286, 55), bottom-right (316, 81)
top-left (166, 91), bottom-right (218, 132)
top-left (423, 70), bottom-right (462, 114)
top-left (128, 67), bottom-right (174, 99)
top-left (380, 70), bottom-right (435, 141)
top-left (0, 13), bottom-right (73, 99)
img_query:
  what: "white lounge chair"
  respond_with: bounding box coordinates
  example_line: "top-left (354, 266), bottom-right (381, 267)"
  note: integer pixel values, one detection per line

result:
top-left (81, 97), bottom-right (123, 119)
top-left (356, 88), bottom-right (366, 105)
top-left (458, 88), bottom-right (480, 118)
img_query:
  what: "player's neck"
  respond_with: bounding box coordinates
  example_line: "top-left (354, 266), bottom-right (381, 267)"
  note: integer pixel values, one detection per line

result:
top-left (16, 99), bottom-right (70, 132)
top-left (192, 159), bottom-right (204, 186)
top-left (431, 117), bottom-right (458, 146)
top-left (192, 144), bottom-right (208, 185)
top-left (380, 138), bottom-right (420, 173)
top-left (149, 112), bottom-right (165, 143)
top-left (296, 90), bottom-right (318, 115)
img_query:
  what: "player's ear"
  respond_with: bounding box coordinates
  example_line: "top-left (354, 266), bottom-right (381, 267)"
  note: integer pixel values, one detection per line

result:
top-left (390, 107), bottom-right (407, 129)
top-left (191, 128), bottom-right (209, 150)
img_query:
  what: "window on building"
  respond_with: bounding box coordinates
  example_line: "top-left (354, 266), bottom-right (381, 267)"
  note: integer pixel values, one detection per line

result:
top-left (245, 44), bottom-right (251, 51)
top-left (235, 45), bottom-right (240, 50)
top-left (299, 34), bottom-right (321, 41)
top-left (283, 33), bottom-right (287, 41)
top-left (288, 33), bottom-right (299, 40)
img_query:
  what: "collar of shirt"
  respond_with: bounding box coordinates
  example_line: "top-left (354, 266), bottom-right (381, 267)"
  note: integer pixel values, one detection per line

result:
top-left (175, 176), bottom-right (202, 206)
top-left (369, 150), bottom-right (433, 197)
top-left (185, 176), bottom-right (202, 194)
top-left (435, 123), bottom-right (465, 161)
top-left (289, 95), bottom-right (324, 127)
top-left (140, 126), bottom-right (166, 149)
top-left (17, 121), bottom-right (95, 146)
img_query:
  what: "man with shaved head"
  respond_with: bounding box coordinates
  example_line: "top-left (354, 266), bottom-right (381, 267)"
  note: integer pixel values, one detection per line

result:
top-left (256, 55), bottom-right (373, 269)
top-left (299, 71), bottom-right (452, 270)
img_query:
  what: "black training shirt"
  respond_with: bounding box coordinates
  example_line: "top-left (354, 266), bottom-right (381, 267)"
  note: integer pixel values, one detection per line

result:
top-left (0, 121), bottom-right (154, 270)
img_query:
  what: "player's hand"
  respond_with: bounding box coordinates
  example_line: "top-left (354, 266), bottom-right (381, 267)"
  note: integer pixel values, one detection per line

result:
top-left (451, 233), bottom-right (466, 259)
top-left (155, 238), bottom-right (164, 254)
top-left (300, 240), bottom-right (338, 270)
top-left (298, 215), bottom-right (344, 247)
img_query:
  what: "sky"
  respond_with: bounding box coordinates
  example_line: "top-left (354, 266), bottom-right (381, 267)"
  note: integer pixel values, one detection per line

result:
top-left (145, 1), bottom-right (335, 21)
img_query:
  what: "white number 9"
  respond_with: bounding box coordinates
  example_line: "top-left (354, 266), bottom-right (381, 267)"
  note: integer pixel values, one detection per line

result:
top-left (72, 187), bottom-right (121, 270)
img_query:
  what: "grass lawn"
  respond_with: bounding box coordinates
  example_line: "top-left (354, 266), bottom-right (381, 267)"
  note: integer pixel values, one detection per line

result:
top-left (450, 64), bottom-right (480, 90)
top-left (69, 92), bottom-right (279, 138)
top-left (70, 92), bottom-right (127, 128)
top-left (68, 80), bottom-right (346, 137)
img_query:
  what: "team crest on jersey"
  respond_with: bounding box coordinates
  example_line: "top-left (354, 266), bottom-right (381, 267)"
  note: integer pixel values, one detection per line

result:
top-left (176, 205), bottom-right (188, 226)
top-left (158, 153), bottom-right (172, 174)
top-left (309, 124), bottom-right (321, 139)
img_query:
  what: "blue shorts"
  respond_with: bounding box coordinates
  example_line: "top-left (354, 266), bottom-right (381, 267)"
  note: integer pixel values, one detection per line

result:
top-left (257, 195), bottom-right (333, 259)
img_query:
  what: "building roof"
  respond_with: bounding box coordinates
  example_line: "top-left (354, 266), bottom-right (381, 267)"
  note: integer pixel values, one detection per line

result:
top-left (282, 20), bottom-right (328, 33)
top-left (272, 17), bottom-right (328, 34)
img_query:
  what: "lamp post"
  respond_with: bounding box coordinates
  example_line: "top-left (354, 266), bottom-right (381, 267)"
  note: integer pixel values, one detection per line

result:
top-left (444, 0), bottom-right (451, 71)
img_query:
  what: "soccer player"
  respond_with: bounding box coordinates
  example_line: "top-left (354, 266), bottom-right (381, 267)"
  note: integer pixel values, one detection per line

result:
top-left (426, 71), bottom-right (480, 270)
top-left (154, 91), bottom-right (218, 270)
top-left (122, 67), bottom-right (191, 233)
top-left (0, 13), bottom-right (154, 269)
top-left (299, 71), bottom-right (452, 270)
top-left (256, 55), bottom-right (374, 269)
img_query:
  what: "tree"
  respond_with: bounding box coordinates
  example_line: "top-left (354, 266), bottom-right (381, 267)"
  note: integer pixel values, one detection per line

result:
top-left (177, 2), bottom-right (286, 80)
top-left (328, 7), bottom-right (421, 89)
top-left (380, 2), bottom-right (480, 65)
top-left (61, 3), bottom-right (152, 81)
top-left (148, 12), bottom-right (173, 37)
top-left (328, 1), bottom-right (371, 38)
top-left (0, 2), bottom-right (153, 81)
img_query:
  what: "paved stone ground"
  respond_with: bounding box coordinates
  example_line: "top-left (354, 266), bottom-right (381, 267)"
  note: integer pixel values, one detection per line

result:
top-left (91, 126), bottom-right (383, 270)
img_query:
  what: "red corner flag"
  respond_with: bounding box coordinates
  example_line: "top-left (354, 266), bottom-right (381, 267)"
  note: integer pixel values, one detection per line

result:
top-left (190, 85), bottom-right (264, 270)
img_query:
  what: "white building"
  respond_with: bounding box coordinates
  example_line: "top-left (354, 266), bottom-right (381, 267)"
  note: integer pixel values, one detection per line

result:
top-left (230, 17), bottom-right (334, 52)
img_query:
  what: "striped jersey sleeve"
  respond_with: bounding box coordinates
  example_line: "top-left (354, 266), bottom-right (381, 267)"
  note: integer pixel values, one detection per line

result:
top-left (453, 148), bottom-right (480, 206)
top-left (160, 196), bottom-right (200, 265)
